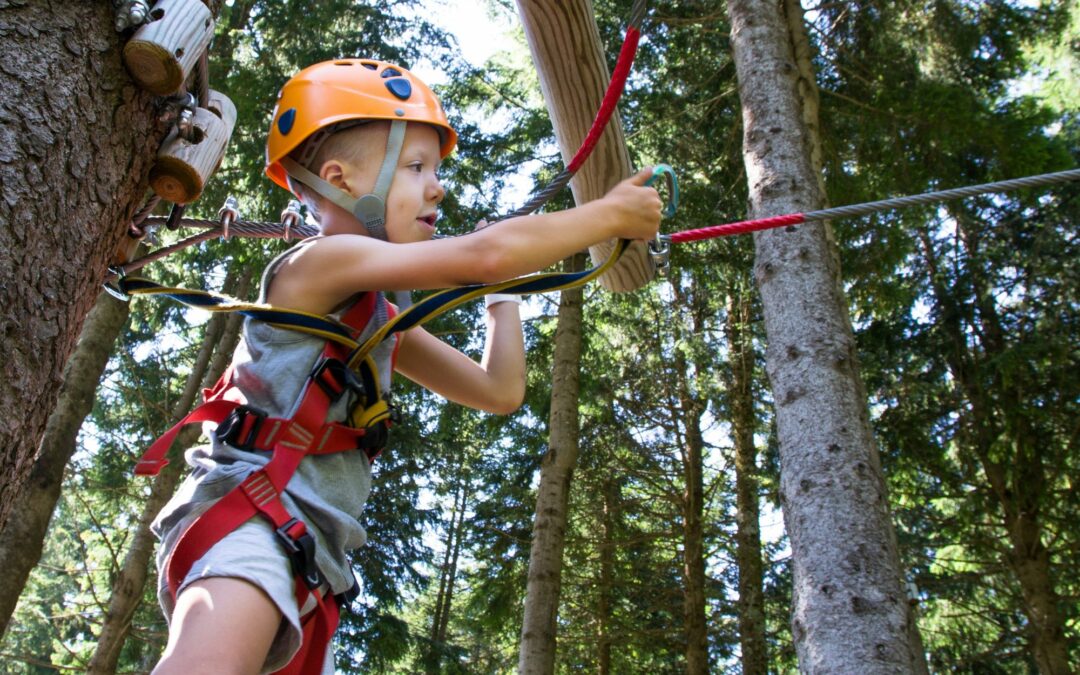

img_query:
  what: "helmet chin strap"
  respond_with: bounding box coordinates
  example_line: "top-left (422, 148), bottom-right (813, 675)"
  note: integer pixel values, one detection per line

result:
top-left (280, 120), bottom-right (407, 241)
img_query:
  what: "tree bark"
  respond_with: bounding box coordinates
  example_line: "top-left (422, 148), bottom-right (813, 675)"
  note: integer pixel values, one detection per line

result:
top-left (0, 292), bottom-right (130, 638)
top-left (724, 0), bottom-right (922, 671)
top-left (0, 1), bottom-right (164, 530)
top-left (0, 0), bottom-right (227, 534)
top-left (518, 268), bottom-right (585, 675)
top-left (668, 280), bottom-right (709, 675)
top-left (515, 0), bottom-right (636, 671)
top-left (436, 485), bottom-right (466, 646)
top-left (87, 270), bottom-right (248, 673)
top-left (726, 291), bottom-right (768, 675)
top-left (596, 478), bottom-right (616, 675)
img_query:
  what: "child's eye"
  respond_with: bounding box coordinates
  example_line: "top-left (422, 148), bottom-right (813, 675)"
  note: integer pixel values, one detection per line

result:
top-left (408, 162), bottom-right (424, 173)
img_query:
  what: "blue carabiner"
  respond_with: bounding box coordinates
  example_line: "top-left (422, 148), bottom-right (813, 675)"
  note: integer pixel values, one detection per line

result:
top-left (645, 164), bottom-right (679, 219)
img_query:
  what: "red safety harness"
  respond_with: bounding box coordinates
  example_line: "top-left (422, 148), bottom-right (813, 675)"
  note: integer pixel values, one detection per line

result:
top-left (137, 291), bottom-right (398, 674)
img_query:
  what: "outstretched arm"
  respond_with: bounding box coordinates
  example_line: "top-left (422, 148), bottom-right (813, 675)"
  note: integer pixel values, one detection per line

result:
top-left (268, 168), bottom-right (662, 315)
top-left (394, 299), bottom-right (525, 414)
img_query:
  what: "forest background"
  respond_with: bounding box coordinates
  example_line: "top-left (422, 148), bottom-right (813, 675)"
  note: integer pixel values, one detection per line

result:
top-left (0, 0), bottom-right (1077, 672)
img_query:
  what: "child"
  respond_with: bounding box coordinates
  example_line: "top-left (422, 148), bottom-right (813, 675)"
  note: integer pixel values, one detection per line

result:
top-left (149, 59), bottom-right (661, 674)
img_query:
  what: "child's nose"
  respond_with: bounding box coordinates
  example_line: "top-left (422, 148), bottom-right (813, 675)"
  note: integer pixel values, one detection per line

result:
top-left (429, 178), bottom-right (445, 204)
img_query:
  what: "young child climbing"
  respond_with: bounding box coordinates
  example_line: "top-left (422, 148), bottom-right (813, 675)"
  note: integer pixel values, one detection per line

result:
top-left (149, 59), bottom-right (661, 674)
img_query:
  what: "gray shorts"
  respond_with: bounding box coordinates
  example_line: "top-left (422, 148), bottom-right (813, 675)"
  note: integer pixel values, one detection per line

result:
top-left (157, 518), bottom-right (335, 674)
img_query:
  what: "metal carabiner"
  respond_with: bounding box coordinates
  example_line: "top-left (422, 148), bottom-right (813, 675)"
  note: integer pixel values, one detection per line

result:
top-left (644, 164), bottom-right (679, 275)
top-left (645, 164), bottom-right (679, 219)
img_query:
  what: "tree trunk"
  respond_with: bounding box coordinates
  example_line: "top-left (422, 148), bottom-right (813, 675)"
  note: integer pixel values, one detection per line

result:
top-left (669, 280), bottom-right (709, 675)
top-left (0, 0), bottom-right (227, 534)
top-left (726, 291), bottom-right (768, 675)
top-left (596, 478), bottom-right (616, 675)
top-left (518, 268), bottom-right (585, 675)
top-left (436, 485), bottom-right (466, 646)
top-left (0, 292), bottom-right (130, 638)
top-left (724, 0), bottom-right (922, 671)
top-left (426, 483), bottom-right (461, 673)
top-left (87, 270), bottom-right (248, 672)
top-left (0, 1), bottom-right (160, 530)
top-left (918, 221), bottom-right (1072, 675)
top-left (515, 0), bottom-right (636, 671)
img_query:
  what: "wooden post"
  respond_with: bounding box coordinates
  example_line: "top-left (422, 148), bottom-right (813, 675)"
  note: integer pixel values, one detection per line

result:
top-left (123, 0), bottom-right (214, 95)
top-left (150, 90), bottom-right (236, 204)
top-left (516, 0), bottom-right (655, 292)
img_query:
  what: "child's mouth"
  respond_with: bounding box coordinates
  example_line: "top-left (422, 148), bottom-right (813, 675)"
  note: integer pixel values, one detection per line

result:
top-left (418, 214), bottom-right (437, 228)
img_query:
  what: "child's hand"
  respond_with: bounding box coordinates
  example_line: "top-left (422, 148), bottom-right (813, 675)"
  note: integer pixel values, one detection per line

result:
top-left (600, 168), bottom-right (664, 241)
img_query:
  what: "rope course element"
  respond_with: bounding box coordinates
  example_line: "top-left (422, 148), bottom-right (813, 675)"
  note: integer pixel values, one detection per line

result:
top-left (498, 0), bottom-right (648, 220)
top-left (663, 169), bottom-right (1080, 245)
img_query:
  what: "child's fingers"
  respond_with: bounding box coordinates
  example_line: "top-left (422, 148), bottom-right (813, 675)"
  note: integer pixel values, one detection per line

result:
top-left (627, 166), bottom-right (655, 186)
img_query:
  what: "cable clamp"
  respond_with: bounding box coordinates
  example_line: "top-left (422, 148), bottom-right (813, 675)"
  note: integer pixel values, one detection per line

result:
top-left (280, 199), bottom-right (302, 242)
top-left (218, 195), bottom-right (240, 239)
top-left (648, 234), bottom-right (671, 275)
top-left (113, 0), bottom-right (150, 32)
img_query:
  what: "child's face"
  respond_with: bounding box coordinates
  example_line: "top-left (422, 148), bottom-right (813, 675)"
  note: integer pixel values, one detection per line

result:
top-left (337, 123), bottom-right (445, 243)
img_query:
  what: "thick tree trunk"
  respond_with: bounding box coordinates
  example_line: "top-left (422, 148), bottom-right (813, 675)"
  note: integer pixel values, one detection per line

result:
top-left (519, 273), bottom-right (585, 675)
top-left (0, 1), bottom-right (167, 530)
top-left (0, 293), bottom-right (130, 638)
top-left (88, 271), bottom-right (247, 672)
top-left (726, 292), bottom-right (768, 675)
top-left (724, 0), bottom-right (922, 671)
top-left (515, 0), bottom-right (636, 671)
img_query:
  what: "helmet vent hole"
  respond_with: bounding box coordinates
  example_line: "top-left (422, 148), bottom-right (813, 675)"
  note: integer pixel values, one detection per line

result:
top-left (361, 62), bottom-right (378, 70)
top-left (381, 67), bottom-right (402, 78)
top-left (334, 61), bottom-right (353, 66)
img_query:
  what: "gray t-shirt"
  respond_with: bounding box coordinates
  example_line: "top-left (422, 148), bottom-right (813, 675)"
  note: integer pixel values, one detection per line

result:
top-left (152, 245), bottom-right (398, 595)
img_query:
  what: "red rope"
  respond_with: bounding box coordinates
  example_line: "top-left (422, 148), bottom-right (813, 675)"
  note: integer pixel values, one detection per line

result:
top-left (566, 27), bottom-right (641, 173)
top-left (668, 213), bottom-right (806, 243)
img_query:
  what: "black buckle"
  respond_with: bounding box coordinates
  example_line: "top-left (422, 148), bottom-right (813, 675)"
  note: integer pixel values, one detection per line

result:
top-left (335, 576), bottom-right (361, 611)
top-left (310, 358), bottom-right (364, 402)
top-left (215, 405), bottom-right (267, 451)
top-left (275, 518), bottom-right (323, 590)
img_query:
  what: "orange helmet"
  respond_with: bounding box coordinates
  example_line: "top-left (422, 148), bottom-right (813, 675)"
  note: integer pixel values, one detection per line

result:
top-left (265, 58), bottom-right (457, 192)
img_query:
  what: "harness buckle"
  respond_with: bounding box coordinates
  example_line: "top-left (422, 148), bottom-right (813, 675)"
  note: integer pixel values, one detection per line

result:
top-left (215, 404), bottom-right (267, 451)
top-left (275, 518), bottom-right (323, 590)
top-left (310, 358), bottom-right (364, 402)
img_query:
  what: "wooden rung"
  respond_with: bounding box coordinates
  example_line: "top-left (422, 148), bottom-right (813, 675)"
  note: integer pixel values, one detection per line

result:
top-left (123, 0), bottom-right (214, 95)
top-left (150, 90), bottom-right (237, 204)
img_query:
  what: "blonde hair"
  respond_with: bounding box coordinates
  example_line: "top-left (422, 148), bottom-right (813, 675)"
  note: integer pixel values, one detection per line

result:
top-left (288, 121), bottom-right (391, 221)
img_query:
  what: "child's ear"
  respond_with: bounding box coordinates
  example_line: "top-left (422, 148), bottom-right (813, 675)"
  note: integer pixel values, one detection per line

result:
top-left (320, 160), bottom-right (347, 189)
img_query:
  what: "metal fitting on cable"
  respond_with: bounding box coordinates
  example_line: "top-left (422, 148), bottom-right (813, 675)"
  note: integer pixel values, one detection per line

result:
top-left (218, 196), bottom-right (240, 239)
top-left (114, 0), bottom-right (151, 32)
top-left (649, 235), bottom-right (671, 275)
top-left (280, 200), bottom-right (302, 242)
top-left (176, 93), bottom-right (198, 141)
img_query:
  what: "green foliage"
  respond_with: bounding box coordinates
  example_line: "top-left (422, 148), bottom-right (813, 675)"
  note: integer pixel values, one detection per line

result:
top-left (4, 0), bottom-right (1077, 673)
